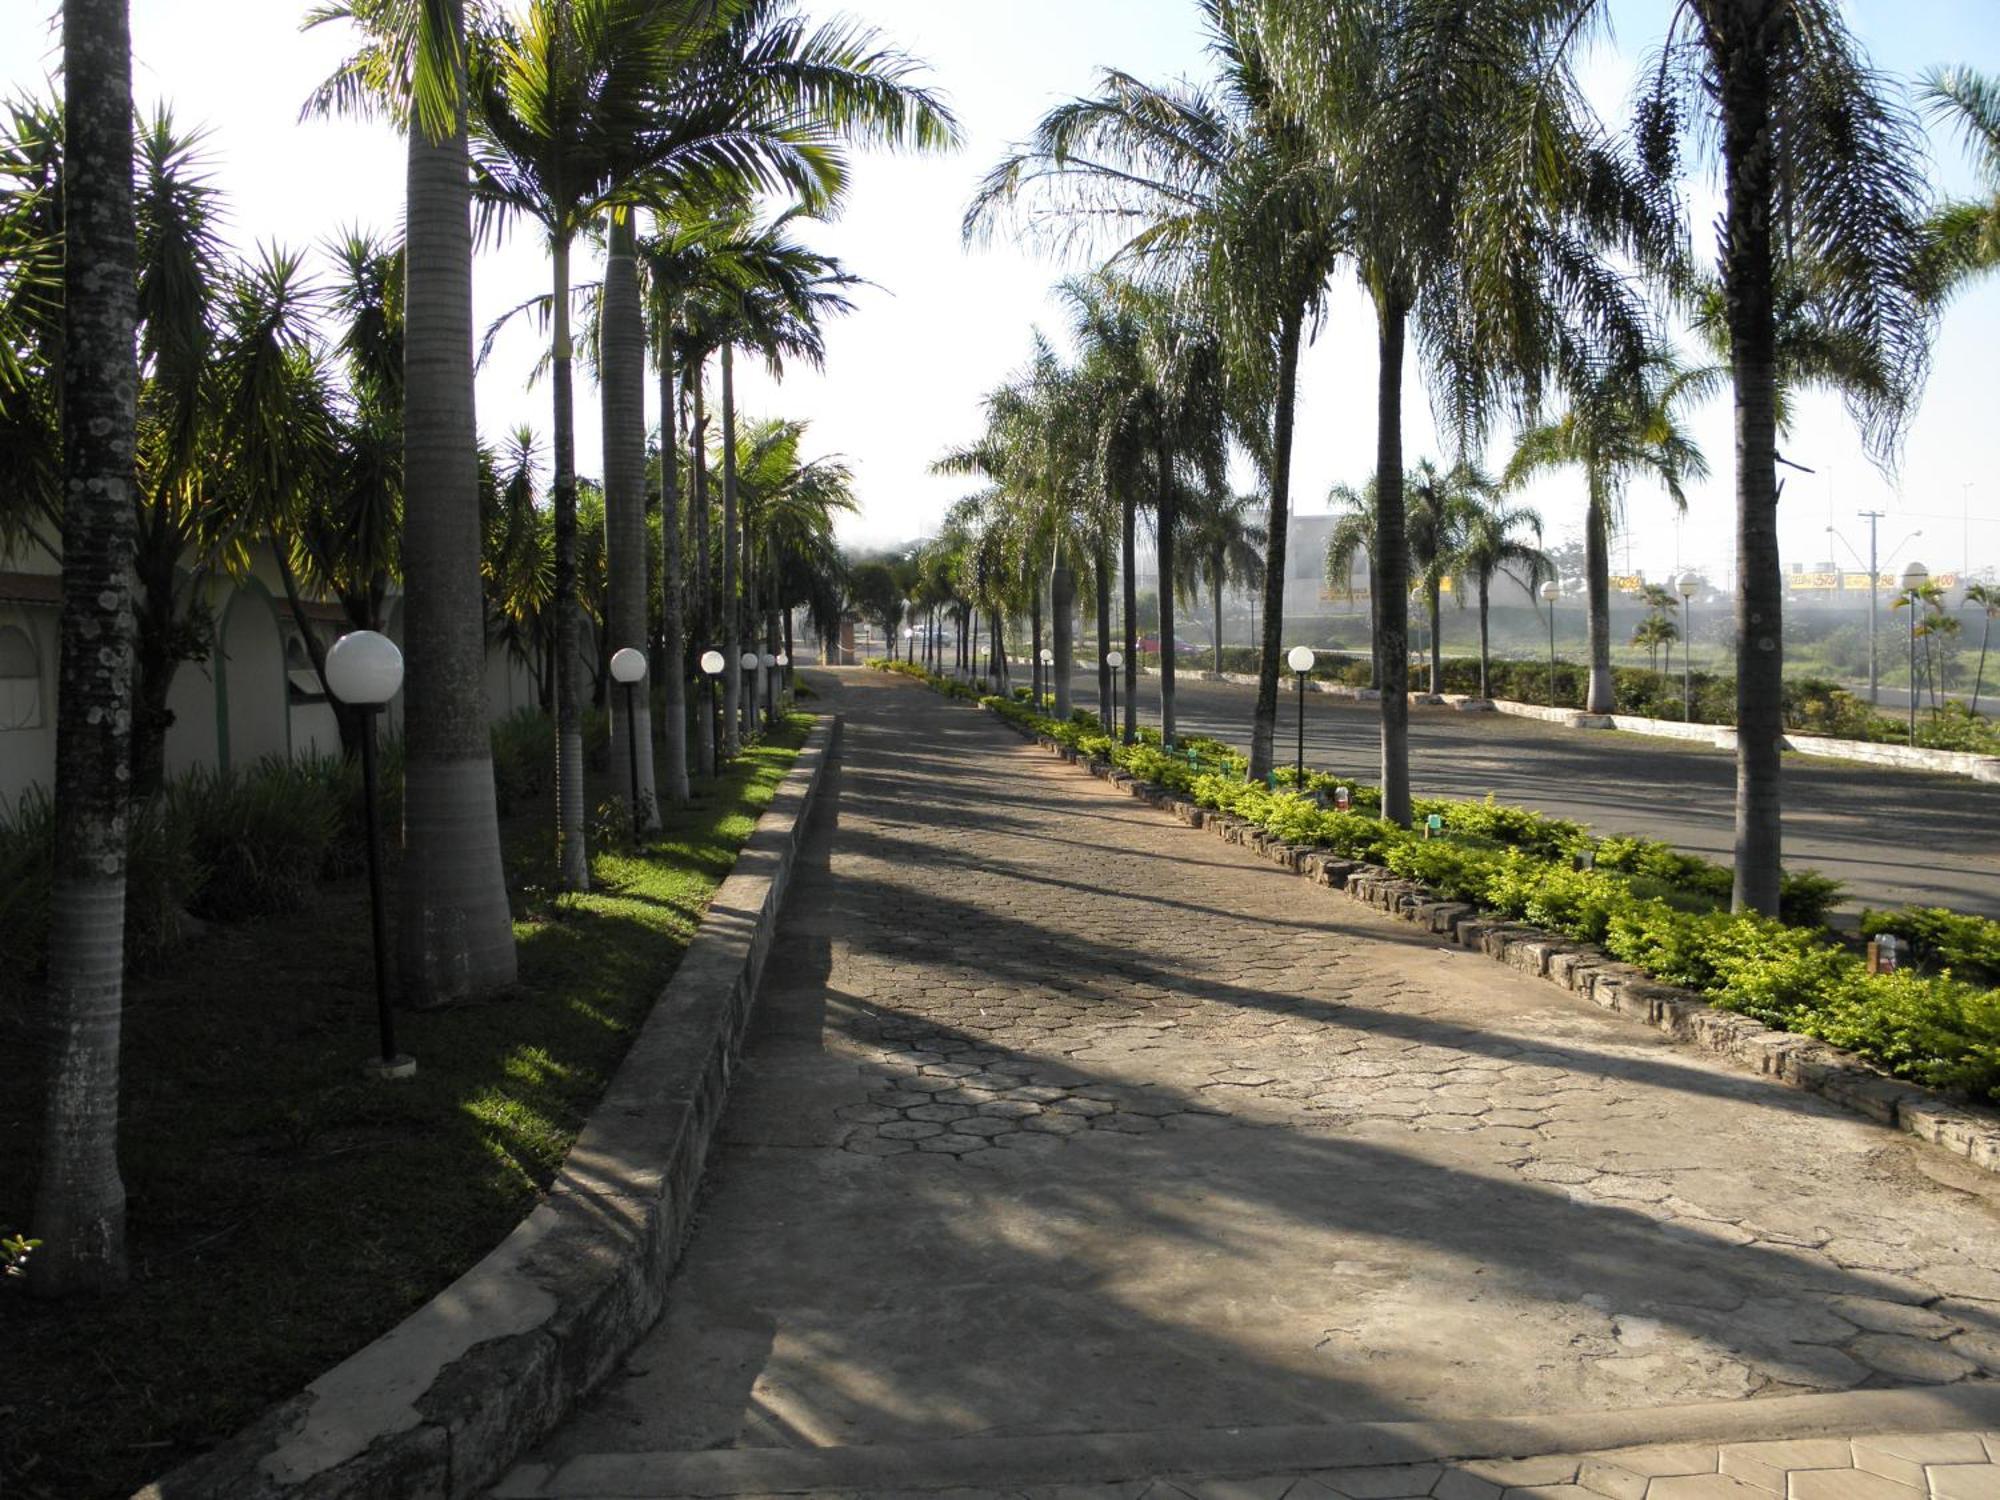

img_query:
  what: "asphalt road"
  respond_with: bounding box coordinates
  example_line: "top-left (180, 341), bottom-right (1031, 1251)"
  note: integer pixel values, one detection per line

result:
top-left (1052, 671), bottom-right (2000, 920)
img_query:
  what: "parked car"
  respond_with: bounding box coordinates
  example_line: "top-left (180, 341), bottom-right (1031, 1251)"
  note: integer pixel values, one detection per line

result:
top-left (1138, 635), bottom-right (1206, 656)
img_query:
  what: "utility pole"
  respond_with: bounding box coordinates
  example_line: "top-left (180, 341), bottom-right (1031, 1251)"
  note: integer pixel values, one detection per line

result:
top-left (1859, 510), bottom-right (1883, 704)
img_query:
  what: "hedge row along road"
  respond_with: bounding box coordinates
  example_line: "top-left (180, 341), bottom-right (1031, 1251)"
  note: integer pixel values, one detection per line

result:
top-left (1047, 673), bottom-right (2000, 921)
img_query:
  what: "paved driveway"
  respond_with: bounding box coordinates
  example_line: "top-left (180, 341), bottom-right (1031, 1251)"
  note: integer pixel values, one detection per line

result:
top-left (499, 669), bottom-right (2000, 1497)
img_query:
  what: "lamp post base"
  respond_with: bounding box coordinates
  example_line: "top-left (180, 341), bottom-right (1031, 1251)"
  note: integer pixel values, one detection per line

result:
top-left (363, 1054), bottom-right (418, 1082)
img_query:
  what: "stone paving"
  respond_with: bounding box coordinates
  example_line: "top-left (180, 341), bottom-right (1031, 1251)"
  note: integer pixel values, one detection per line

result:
top-left (497, 669), bottom-right (2000, 1497)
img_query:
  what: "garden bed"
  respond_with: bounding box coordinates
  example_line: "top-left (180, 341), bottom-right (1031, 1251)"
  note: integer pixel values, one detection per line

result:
top-left (0, 716), bottom-right (810, 1500)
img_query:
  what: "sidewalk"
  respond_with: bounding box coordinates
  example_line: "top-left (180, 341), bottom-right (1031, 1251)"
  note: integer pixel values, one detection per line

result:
top-left (496, 668), bottom-right (2000, 1497)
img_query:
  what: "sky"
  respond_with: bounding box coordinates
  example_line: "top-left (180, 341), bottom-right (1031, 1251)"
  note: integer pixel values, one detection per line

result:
top-left (5, 0), bottom-right (1998, 591)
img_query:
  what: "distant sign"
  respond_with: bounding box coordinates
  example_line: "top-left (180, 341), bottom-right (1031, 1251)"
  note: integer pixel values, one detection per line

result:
top-left (1787, 571), bottom-right (1960, 591)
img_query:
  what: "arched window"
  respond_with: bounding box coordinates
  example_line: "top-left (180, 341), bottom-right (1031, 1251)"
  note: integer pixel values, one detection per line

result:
top-left (0, 623), bottom-right (42, 731)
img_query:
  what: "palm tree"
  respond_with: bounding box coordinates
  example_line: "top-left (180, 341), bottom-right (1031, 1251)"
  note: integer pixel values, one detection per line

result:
top-left (599, 208), bottom-right (658, 828)
top-left (1921, 67), bottom-right (2000, 293)
top-left (1254, 0), bottom-right (1666, 826)
top-left (470, 0), bottom-right (952, 884)
top-left (1176, 484), bottom-right (1265, 677)
top-left (1505, 357), bottom-right (1707, 715)
top-left (34, 0), bottom-right (141, 1297)
top-left (1632, 612), bottom-right (1680, 674)
top-left (306, 0), bottom-right (520, 999)
top-left (966, 0), bottom-right (1342, 776)
top-left (1966, 582), bottom-right (1998, 715)
top-left (1638, 0), bottom-right (1933, 914)
top-left (1322, 479), bottom-right (1378, 689)
top-left (1405, 459), bottom-right (1481, 697)
top-left (1456, 490), bottom-right (1548, 702)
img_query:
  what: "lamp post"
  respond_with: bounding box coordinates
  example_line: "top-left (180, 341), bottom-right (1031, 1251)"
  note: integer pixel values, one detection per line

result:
top-left (776, 651), bottom-right (790, 707)
top-left (760, 650), bottom-right (776, 729)
top-left (738, 650), bottom-right (759, 740)
top-left (1039, 646), bottom-right (1053, 708)
top-left (1540, 580), bottom-right (1560, 707)
top-left (326, 630), bottom-right (413, 1081)
top-left (610, 647), bottom-right (647, 841)
top-left (1287, 645), bottom-right (1315, 787)
top-left (1903, 561), bottom-right (1929, 745)
top-left (1677, 573), bottom-right (1699, 722)
top-left (1104, 648), bottom-right (1123, 731)
top-left (699, 649), bottom-right (725, 772)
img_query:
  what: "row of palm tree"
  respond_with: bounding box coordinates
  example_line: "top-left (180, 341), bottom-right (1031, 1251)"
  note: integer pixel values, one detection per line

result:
top-left (961, 0), bottom-right (2000, 925)
top-left (23, 0), bottom-right (954, 1297)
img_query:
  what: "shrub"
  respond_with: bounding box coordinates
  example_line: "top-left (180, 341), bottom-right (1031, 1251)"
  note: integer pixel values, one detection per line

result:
top-left (1857, 906), bottom-right (2000, 987)
top-left (171, 759), bottom-right (344, 921)
top-left (491, 708), bottom-right (553, 814)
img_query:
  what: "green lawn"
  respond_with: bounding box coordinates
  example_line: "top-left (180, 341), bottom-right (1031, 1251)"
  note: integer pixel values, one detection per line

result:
top-left (0, 715), bottom-right (811, 1500)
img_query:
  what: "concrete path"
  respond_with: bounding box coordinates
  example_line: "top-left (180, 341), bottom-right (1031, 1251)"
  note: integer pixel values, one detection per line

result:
top-left (496, 668), bottom-right (2000, 1497)
top-left (1058, 673), bottom-right (2000, 920)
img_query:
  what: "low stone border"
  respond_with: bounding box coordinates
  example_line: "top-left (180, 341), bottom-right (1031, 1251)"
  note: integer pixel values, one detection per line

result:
top-left (999, 715), bottom-right (2000, 1182)
top-left (140, 716), bottom-right (841, 1500)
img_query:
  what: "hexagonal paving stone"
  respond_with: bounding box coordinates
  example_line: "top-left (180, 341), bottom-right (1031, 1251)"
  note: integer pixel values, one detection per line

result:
top-left (917, 1132), bottom-right (991, 1153)
top-left (979, 1098), bottom-right (1043, 1119)
top-left (836, 1103), bottom-right (902, 1125)
top-left (1846, 1333), bottom-right (1978, 1384)
top-left (956, 1116), bottom-right (1020, 1138)
top-left (844, 1136), bottom-right (917, 1156)
top-left (877, 1119), bottom-right (948, 1141)
top-left (1048, 1095), bottom-right (1115, 1116)
top-left (906, 1102), bottom-right (973, 1124)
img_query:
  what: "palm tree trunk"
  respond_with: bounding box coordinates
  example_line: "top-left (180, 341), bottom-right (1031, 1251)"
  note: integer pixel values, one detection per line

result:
top-left (1478, 574), bottom-right (1491, 699)
top-left (1121, 485), bottom-right (1138, 743)
top-left (656, 322), bottom-right (688, 805)
top-left (1250, 307), bottom-right (1302, 780)
top-left (1973, 614), bottom-right (1990, 714)
top-left (394, 0), bottom-right (518, 995)
top-left (1585, 488), bottom-right (1614, 713)
top-left (549, 234), bottom-right (588, 889)
top-left (35, 0), bottom-right (139, 1297)
top-left (1029, 581), bottom-right (1042, 706)
top-left (1375, 295), bottom-right (1412, 827)
top-left (720, 342), bottom-right (740, 754)
top-left (1211, 553), bottom-right (1224, 679)
top-left (1051, 538), bottom-right (1074, 718)
top-left (128, 544), bottom-right (178, 799)
top-left (1722, 13), bottom-right (1784, 917)
top-left (689, 365), bottom-right (715, 777)
top-left (600, 213), bottom-right (657, 829)
top-left (1095, 534), bottom-right (1113, 725)
top-left (1156, 437), bottom-right (1177, 748)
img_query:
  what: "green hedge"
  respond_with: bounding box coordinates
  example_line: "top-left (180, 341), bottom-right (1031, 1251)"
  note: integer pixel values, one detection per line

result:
top-left (959, 678), bottom-right (2000, 1102)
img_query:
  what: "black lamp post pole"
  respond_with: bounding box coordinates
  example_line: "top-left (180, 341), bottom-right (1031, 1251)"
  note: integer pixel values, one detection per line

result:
top-left (1547, 606), bottom-right (1557, 707)
top-left (1682, 596), bottom-right (1693, 722)
top-left (360, 706), bottom-right (397, 1066)
top-left (623, 679), bottom-right (641, 842)
top-left (1296, 669), bottom-right (1306, 787)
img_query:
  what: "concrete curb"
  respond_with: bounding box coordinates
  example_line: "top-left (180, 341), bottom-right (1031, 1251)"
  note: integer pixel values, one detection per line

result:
top-left (495, 1387), bottom-right (2000, 1498)
top-left (138, 716), bottom-right (842, 1500)
top-left (989, 712), bottom-right (2000, 1185)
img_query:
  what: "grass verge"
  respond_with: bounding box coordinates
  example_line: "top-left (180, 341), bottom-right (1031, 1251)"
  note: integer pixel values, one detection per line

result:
top-left (0, 713), bottom-right (811, 1500)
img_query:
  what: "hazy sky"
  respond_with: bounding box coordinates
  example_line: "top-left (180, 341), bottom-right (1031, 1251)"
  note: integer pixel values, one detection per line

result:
top-left (6, 0), bottom-right (1998, 587)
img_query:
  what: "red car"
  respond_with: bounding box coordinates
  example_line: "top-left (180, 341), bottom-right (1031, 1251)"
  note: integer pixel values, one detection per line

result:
top-left (1138, 635), bottom-right (1206, 656)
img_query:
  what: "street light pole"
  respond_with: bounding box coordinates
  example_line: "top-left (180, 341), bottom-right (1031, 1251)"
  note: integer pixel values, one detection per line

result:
top-left (326, 630), bottom-right (413, 1082)
top-left (1288, 645), bottom-right (1315, 786)
top-left (1105, 649), bottom-right (1123, 732)
top-left (1859, 509), bottom-right (1883, 704)
top-left (699, 649), bottom-right (725, 773)
top-left (1903, 561), bottom-right (1928, 745)
top-left (610, 647), bottom-right (647, 841)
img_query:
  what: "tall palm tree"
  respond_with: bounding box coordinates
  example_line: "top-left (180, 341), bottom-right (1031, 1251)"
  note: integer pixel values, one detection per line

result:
top-left (1637, 0), bottom-right (1933, 914)
top-left (1966, 583), bottom-right (1998, 716)
top-left (1404, 460), bottom-right (1483, 696)
top-left (1504, 357), bottom-right (1707, 714)
top-left (1176, 484), bottom-right (1265, 677)
top-left (599, 209), bottom-right (657, 827)
top-left (1456, 490), bottom-right (1548, 701)
top-left (1921, 66), bottom-right (2000, 292)
top-left (967, 0), bottom-right (1341, 776)
top-left (1322, 478), bottom-right (1378, 689)
top-left (34, 0), bottom-right (141, 1297)
top-left (306, 0), bottom-right (520, 999)
top-left (471, 0), bottom-right (952, 883)
top-left (1254, 0), bottom-right (1666, 826)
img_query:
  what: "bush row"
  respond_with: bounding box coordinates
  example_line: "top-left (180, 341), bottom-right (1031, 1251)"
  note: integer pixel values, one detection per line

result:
top-left (951, 670), bottom-right (2000, 1102)
top-left (0, 712), bottom-right (559, 987)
